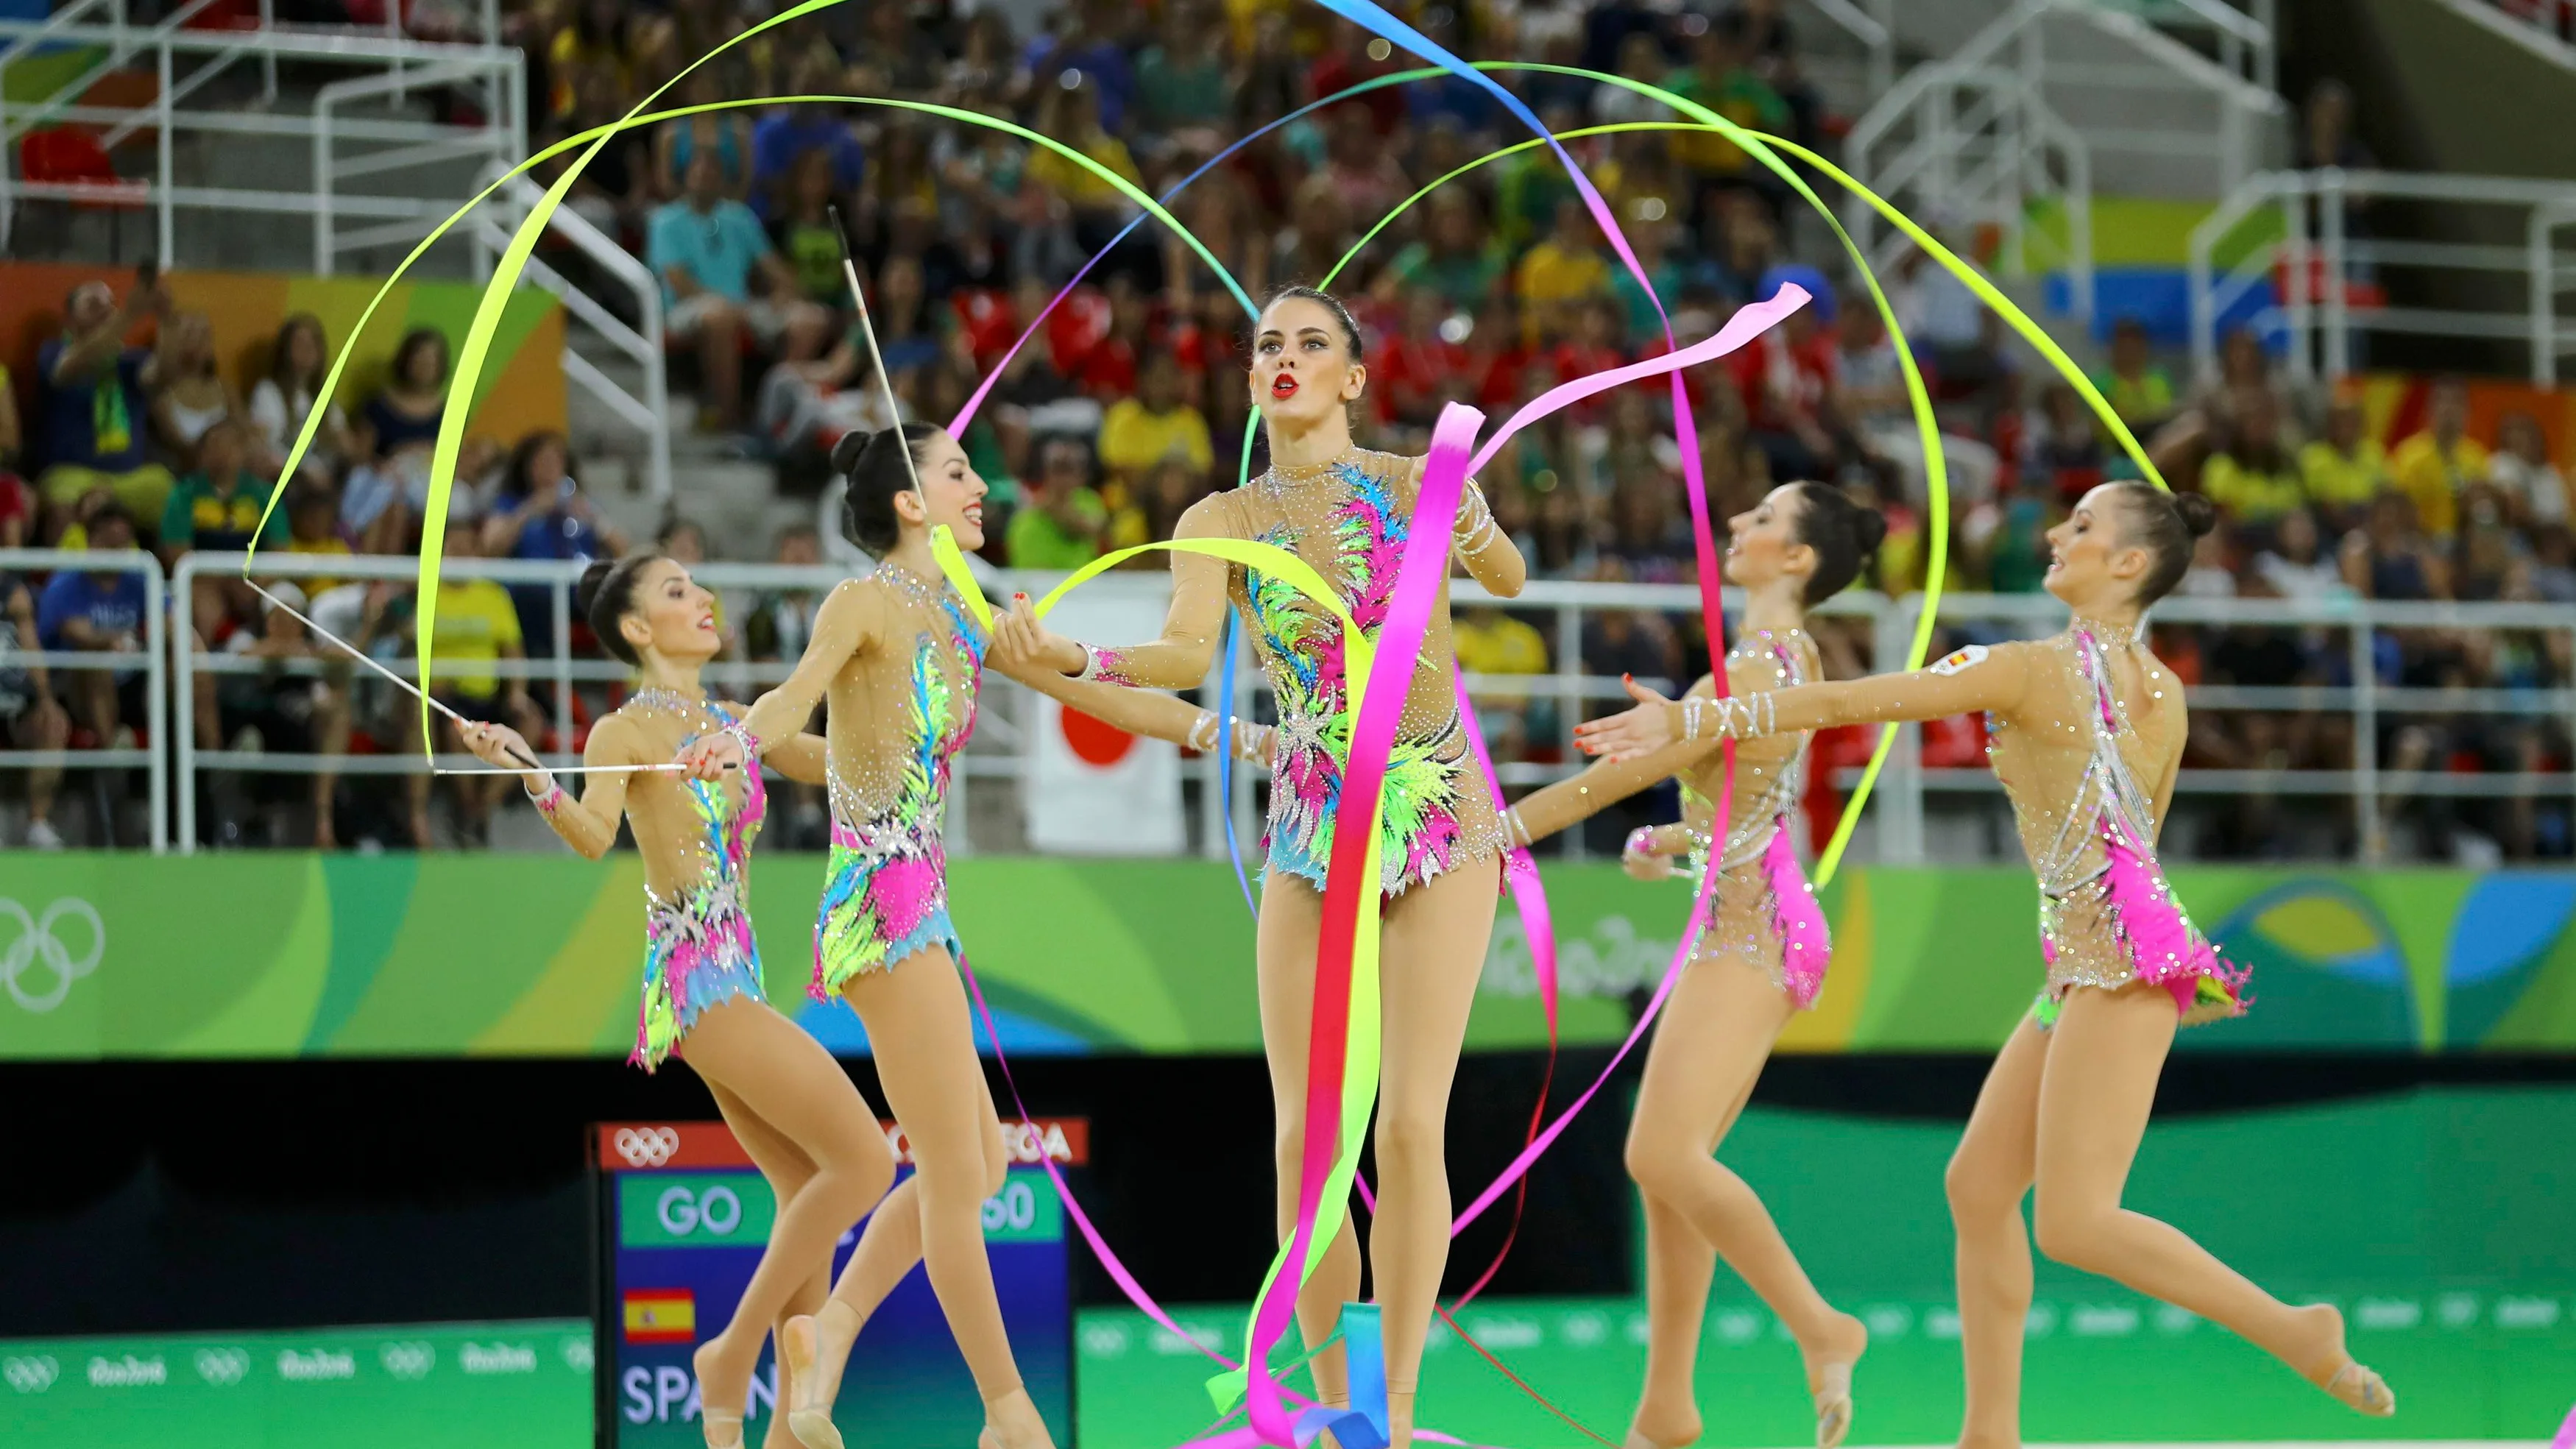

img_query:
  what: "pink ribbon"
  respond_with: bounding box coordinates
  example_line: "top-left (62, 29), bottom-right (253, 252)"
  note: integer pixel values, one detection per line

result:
top-left (1247, 402), bottom-right (1483, 1443)
top-left (946, 286), bottom-right (1805, 1448)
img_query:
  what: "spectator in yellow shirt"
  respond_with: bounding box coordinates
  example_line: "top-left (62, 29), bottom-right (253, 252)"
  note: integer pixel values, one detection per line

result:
top-left (2198, 387), bottom-right (2306, 529)
top-left (412, 514), bottom-right (543, 847)
top-left (2298, 398), bottom-right (2386, 532)
top-left (1454, 601), bottom-right (1552, 757)
top-left (1098, 352), bottom-right (1214, 493)
top-left (1515, 198), bottom-right (1613, 341)
top-left (2089, 317), bottom-right (2177, 431)
top-left (2387, 377), bottom-right (2488, 539)
top-left (1022, 81), bottom-right (1142, 220)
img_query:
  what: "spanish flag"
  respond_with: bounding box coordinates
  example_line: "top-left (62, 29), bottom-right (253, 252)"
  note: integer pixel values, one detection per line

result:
top-left (623, 1289), bottom-right (696, 1344)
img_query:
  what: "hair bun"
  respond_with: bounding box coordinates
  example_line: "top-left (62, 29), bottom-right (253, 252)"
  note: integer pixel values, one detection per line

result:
top-left (1852, 509), bottom-right (1889, 557)
top-left (573, 558), bottom-right (616, 619)
top-left (2173, 490), bottom-right (2221, 539)
top-left (829, 428), bottom-right (874, 479)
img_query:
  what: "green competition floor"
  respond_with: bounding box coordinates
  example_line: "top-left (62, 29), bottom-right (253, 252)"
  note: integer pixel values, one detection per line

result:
top-left (1073, 1288), bottom-right (2575, 1448)
top-left (4, 1287), bottom-right (2566, 1447)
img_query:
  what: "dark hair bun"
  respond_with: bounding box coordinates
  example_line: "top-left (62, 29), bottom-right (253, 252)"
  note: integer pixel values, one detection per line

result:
top-left (829, 427), bottom-right (871, 479)
top-left (573, 557), bottom-right (616, 620)
top-left (1851, 508), bottom-right (1890, 557)
top-left (1790, 481), bottom-right (1887, 606)
top-left (2173, 490), bottom-right (2221, 538)
top-left (839, 422), bottom-right (938, 557)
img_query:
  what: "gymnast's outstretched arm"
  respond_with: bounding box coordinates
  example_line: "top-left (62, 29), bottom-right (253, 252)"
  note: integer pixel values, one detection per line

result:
top-left (1577, 641), bottom-right (2038, 762)
top-left (989, 496), bottom-right (1235, 689)
top-left (759, 730), bottom-right (835, 786)
top-left (1000, 661), bottom-right (1277, 766)
top-left (683, 580), bottom-right (885, 775)
top-left (459, 715), bottom-right (632, 858)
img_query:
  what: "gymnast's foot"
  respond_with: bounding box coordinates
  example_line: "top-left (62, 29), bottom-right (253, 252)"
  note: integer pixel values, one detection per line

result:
top-left (779, 1314), bottom-right (843, 1449)
top-left (2287, 1303), bottom-right (2396, 1416)
top-left (691, 1334), bottom-right (753, 1449)
top-left (1797, 1309), bottom-right (1869, 1449)
top-left (1384, 1387), bottom-right (1415, 1449)
top-left (975, 1385), bottom-right (1057, 1449)
top-left (1625, 1397), bottom-right (1702, 1449)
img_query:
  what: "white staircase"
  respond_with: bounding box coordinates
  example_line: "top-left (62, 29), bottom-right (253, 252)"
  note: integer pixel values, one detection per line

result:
top-left (1847, 0), bottom-right (2290, 316)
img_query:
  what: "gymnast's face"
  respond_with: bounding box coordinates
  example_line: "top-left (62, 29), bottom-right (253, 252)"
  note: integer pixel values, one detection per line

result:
top-left (1723, 483), bottom-right (1816, 593)
top-left (1249, 296), bottom-right (1366, 431)
top-left (623, 559), bottom-right (722, 665)
top-left (2044, 483), bottom-right (2151, 610)
top-left (893, 428), bottom-right (989, 553)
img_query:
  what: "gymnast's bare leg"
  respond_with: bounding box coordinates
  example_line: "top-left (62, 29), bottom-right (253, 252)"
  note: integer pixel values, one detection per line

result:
top-left (1624, 960), bottom-right (1864, 1448)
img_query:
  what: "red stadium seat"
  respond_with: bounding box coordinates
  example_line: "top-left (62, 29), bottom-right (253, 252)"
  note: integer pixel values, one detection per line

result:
top-left (16, 127), bottom-right (151, 257)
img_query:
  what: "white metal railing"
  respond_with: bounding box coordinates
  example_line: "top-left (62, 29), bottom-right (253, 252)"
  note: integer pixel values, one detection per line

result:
top-left (2433, 0), bottom-right (2576, 68)
top-left (1853, 0), bottom-right (2284, 286)
top-left (2188, 168), bottom-right (2576, 384)
top-left (473, 166), bottom-right (674, 505)
top-left (0, 553), bottom-right (2488, 861)
top-left (1842, 65), bottom-right (2093, 320)
top-left (1795, 0), bottom-right (1898, 100)
top-left (0, 548), bottom-right (168, 853)
top-left (0, 3), bottom-right (524, 269)
top-left (312, 44), bottom-right (526, 275)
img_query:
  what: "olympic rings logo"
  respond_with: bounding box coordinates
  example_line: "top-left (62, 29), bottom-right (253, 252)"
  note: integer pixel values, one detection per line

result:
top-left (1, 898), bottom-right (103, 1014)
top-left (194, 1348), bottom-right (250, 1386)
top-left (612, 1127), bottom-right (679, 1167)
top-left (3, 1356), bottom-right (58, 1394)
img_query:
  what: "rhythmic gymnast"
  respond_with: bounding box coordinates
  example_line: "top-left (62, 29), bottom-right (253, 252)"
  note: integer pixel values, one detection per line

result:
top-left (1574, 483), bottom-right (2396, 1439)
top-left (988, 284), bottom-right (1527, 1449)
top-left (1476, 482), bottom-right (1881, 1449)
top-left (455, 554), bottom-right (895, 1449)
top-left (677, 425), bottom-right (1047, 1449)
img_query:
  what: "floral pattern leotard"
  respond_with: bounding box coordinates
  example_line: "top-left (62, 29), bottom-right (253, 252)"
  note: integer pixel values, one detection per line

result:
top-left (633, 692), bottom-right (769, 1071)
top-left (1507, 629), bottom-right (1831, 1007)
top-left (813, 563), bottom-right (984, 995)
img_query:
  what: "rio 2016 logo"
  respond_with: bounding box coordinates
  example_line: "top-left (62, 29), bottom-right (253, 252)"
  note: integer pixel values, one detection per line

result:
top-left (655, 1184), bottom-right (743, 1238)
top-left (1, 899), bottom-right (102, 1014)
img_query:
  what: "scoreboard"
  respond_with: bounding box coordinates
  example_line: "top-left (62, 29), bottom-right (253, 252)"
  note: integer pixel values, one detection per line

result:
top-left (594, 1119), bottom-right (1080, 1446)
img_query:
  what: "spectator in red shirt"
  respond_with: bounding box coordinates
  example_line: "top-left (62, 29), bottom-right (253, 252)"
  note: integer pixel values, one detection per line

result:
top-left (1306, 15), bottom-right (1408, 135)
top-left (1551, 296), bottom-right (1631, 425)
top-left (1728, 264), bottom-right (1841, 480)
top-left (1079, 275), bottom-right (1152, 400)
top-left (1319, 105), bottom-right (1411, 223)
top-left (1461, 294), bottom-right (1534, 411)
top-left (1376, 289), bottom-right (1468, 429)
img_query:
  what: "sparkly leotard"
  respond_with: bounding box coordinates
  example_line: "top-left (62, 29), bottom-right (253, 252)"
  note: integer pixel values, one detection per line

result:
top-left (627, 690), bottom-right (768, 1071)
top-left (812, 563), bottom-right (983, 996)
top-left (1685, 619), bottom-right (2246, 1024)
top-left (1088, 447), bottom-right (1512, 897)
top-left (1510, 629), bottom-right (1830, 1007)
top-left (1999, 626), bottom-right (2249, 1027)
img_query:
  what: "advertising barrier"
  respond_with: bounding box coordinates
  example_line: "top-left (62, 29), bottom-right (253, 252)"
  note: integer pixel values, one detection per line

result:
top-left (5, 856), bottom-right (2574, 1058)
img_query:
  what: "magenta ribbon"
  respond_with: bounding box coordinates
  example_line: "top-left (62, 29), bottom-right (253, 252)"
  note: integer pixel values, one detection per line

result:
top-left (1245, 401), bottom-right (1484, 1444)
top-left (965, 288), bottom-right (1802, 1447)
